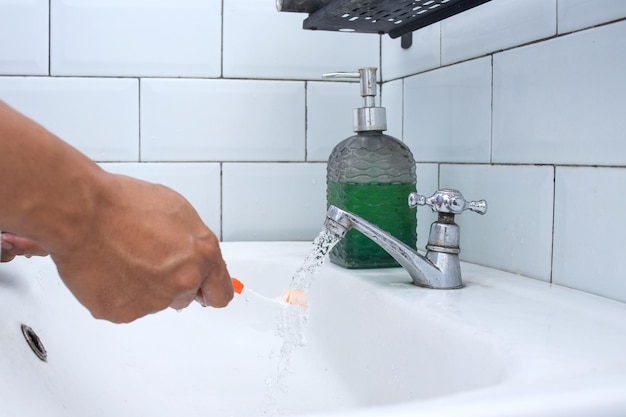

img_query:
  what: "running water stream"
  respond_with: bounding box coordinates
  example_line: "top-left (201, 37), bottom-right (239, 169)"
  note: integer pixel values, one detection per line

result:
top-left (264, 228), bottom-right (341, 415)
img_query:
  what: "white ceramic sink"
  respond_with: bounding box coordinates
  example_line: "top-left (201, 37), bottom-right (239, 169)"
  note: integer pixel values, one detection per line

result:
top-left (1, 241), bottom-right (626, 416)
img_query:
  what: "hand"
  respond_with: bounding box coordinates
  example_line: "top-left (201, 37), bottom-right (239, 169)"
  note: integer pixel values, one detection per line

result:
top-left (1, 232), bottom-right (49, 262)
top-left (0, 101), bottom-right (234, 323)
top-left (47, 173), bottom-right (234, 323)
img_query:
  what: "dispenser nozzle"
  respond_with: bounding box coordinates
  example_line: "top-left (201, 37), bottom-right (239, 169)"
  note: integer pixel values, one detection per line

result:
top-left (322, 67), bottom-right (378, 108)
top-left (322, 67), bottom-right (386, 132)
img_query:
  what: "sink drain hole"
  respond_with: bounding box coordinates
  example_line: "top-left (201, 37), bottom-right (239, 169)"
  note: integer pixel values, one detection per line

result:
top-left (21, 324), bottom-right (47, 362)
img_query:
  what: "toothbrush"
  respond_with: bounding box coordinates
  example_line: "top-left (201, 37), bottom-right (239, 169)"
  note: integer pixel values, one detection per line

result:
top-left (231, 277), bottom-right (308, 307)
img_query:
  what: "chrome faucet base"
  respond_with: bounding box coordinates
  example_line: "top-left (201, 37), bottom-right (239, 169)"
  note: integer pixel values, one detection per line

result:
top-left (324, 189), bottom-right (486, 290)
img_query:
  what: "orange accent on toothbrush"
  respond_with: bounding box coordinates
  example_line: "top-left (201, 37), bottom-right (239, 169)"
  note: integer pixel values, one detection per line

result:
top-left (231, 277), bottom-right (245, 294)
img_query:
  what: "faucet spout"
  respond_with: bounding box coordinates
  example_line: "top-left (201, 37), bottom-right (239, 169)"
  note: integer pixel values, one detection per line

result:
top-left (325, 205), bottom-right (460, 289)
top-left (324, 189), bottom-right (486, 289)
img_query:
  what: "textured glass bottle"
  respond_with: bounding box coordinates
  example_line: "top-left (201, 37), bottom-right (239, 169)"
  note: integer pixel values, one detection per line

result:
top-left (324, 68), bottom-right (417, 268)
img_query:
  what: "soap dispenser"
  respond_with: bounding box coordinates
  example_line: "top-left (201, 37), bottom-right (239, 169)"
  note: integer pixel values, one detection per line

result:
top-left (324, 67), bottom-right (417, 269)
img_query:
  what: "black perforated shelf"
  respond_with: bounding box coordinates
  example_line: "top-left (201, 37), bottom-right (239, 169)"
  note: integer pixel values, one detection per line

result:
top-left (291, 0), bottom-right (491, 38)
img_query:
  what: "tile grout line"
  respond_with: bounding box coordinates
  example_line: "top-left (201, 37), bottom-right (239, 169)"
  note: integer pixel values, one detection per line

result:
top-left (219, 162), bottom-right (224, 242)
top-left (304, 81), bottom-right (308, 162)
top-left (439, 22), bottom-right (442, 67)
top-left (549, 165), bottom-right (557, 284)
top-left (489, 54), bottom-right (494, 165)
top-left (220, 0), bottom-right (224, 78)
top-left (48, 0), bottom-right (52, 75)
top-left (138, 78), bottom-right (142, 162)
top-left (401, 78), bottom-right (405, 142)
top-left (555, 0), bottom-right (559, 35)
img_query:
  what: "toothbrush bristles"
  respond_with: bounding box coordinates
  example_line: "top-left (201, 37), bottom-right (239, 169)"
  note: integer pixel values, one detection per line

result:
top-left (281, 288), bottom-right (308, 307)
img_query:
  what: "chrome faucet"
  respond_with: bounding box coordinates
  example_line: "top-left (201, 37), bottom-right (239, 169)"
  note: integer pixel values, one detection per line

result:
top-left (324, 189), bottom-right (487, 289)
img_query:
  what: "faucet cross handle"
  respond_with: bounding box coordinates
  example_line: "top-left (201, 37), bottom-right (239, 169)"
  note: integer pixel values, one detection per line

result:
top-left (408, 189), bottom-right (487, 215)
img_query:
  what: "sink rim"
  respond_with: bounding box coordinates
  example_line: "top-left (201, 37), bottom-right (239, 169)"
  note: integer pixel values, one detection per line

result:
top-left (2, 241), bottom-right (626, 417)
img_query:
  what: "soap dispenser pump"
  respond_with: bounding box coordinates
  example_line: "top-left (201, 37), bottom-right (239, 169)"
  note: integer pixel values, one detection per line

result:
top-left (324, 67), bottom-right (417, 269)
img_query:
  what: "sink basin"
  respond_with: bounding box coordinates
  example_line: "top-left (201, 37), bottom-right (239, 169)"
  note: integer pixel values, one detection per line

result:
top-left (1, 241), bottom-right (626, 416)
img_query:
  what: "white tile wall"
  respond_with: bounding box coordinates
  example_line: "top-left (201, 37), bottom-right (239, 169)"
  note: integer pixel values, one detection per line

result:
top-left (0, 77), bottom-right (139, 161)
top-left (0, 0), bottom-right (49, 75)
top-left (553, 167), bottom-right (626, 303)
top-left (403, 57), bottom-right (492, 163)
top-left (558, 0), bottom-right (626, 34)
top-left (381, 0), bottom-right (626, 302)
top-left (492, 21), bottom-right (626, 165)
top-left (99, 163), bottom-right (222, 237)
top-left (380, 79), bottom-right (403, 141)
top-left (381, 23), bottom-right (440, 81)
top-left (440, 164), bottom-right (555, 281)
top-left (223, 0), bottom-right (378, 80)
top-left (306, 81), bottom-right (362, 162)
top-left (51, 0), bottom-right (221, 77)
top-left (2, 0), bottom-right (626, 302)
top-left (441, 0), bottom-right (556, 65)
top-left (222, 163), bottom-right (327, 241)
top-left (140, 78), bottom-right (305, 162)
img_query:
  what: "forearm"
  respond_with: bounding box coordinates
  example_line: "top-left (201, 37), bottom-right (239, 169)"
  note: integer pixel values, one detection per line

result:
top-left (0, 101), bottom-right (104, 251)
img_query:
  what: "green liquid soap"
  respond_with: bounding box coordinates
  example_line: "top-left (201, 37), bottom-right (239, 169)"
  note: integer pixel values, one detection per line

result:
top-left (323, 67), bottom-right (417, 270)
top-left (327, 182), bottom-right (417, 268)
